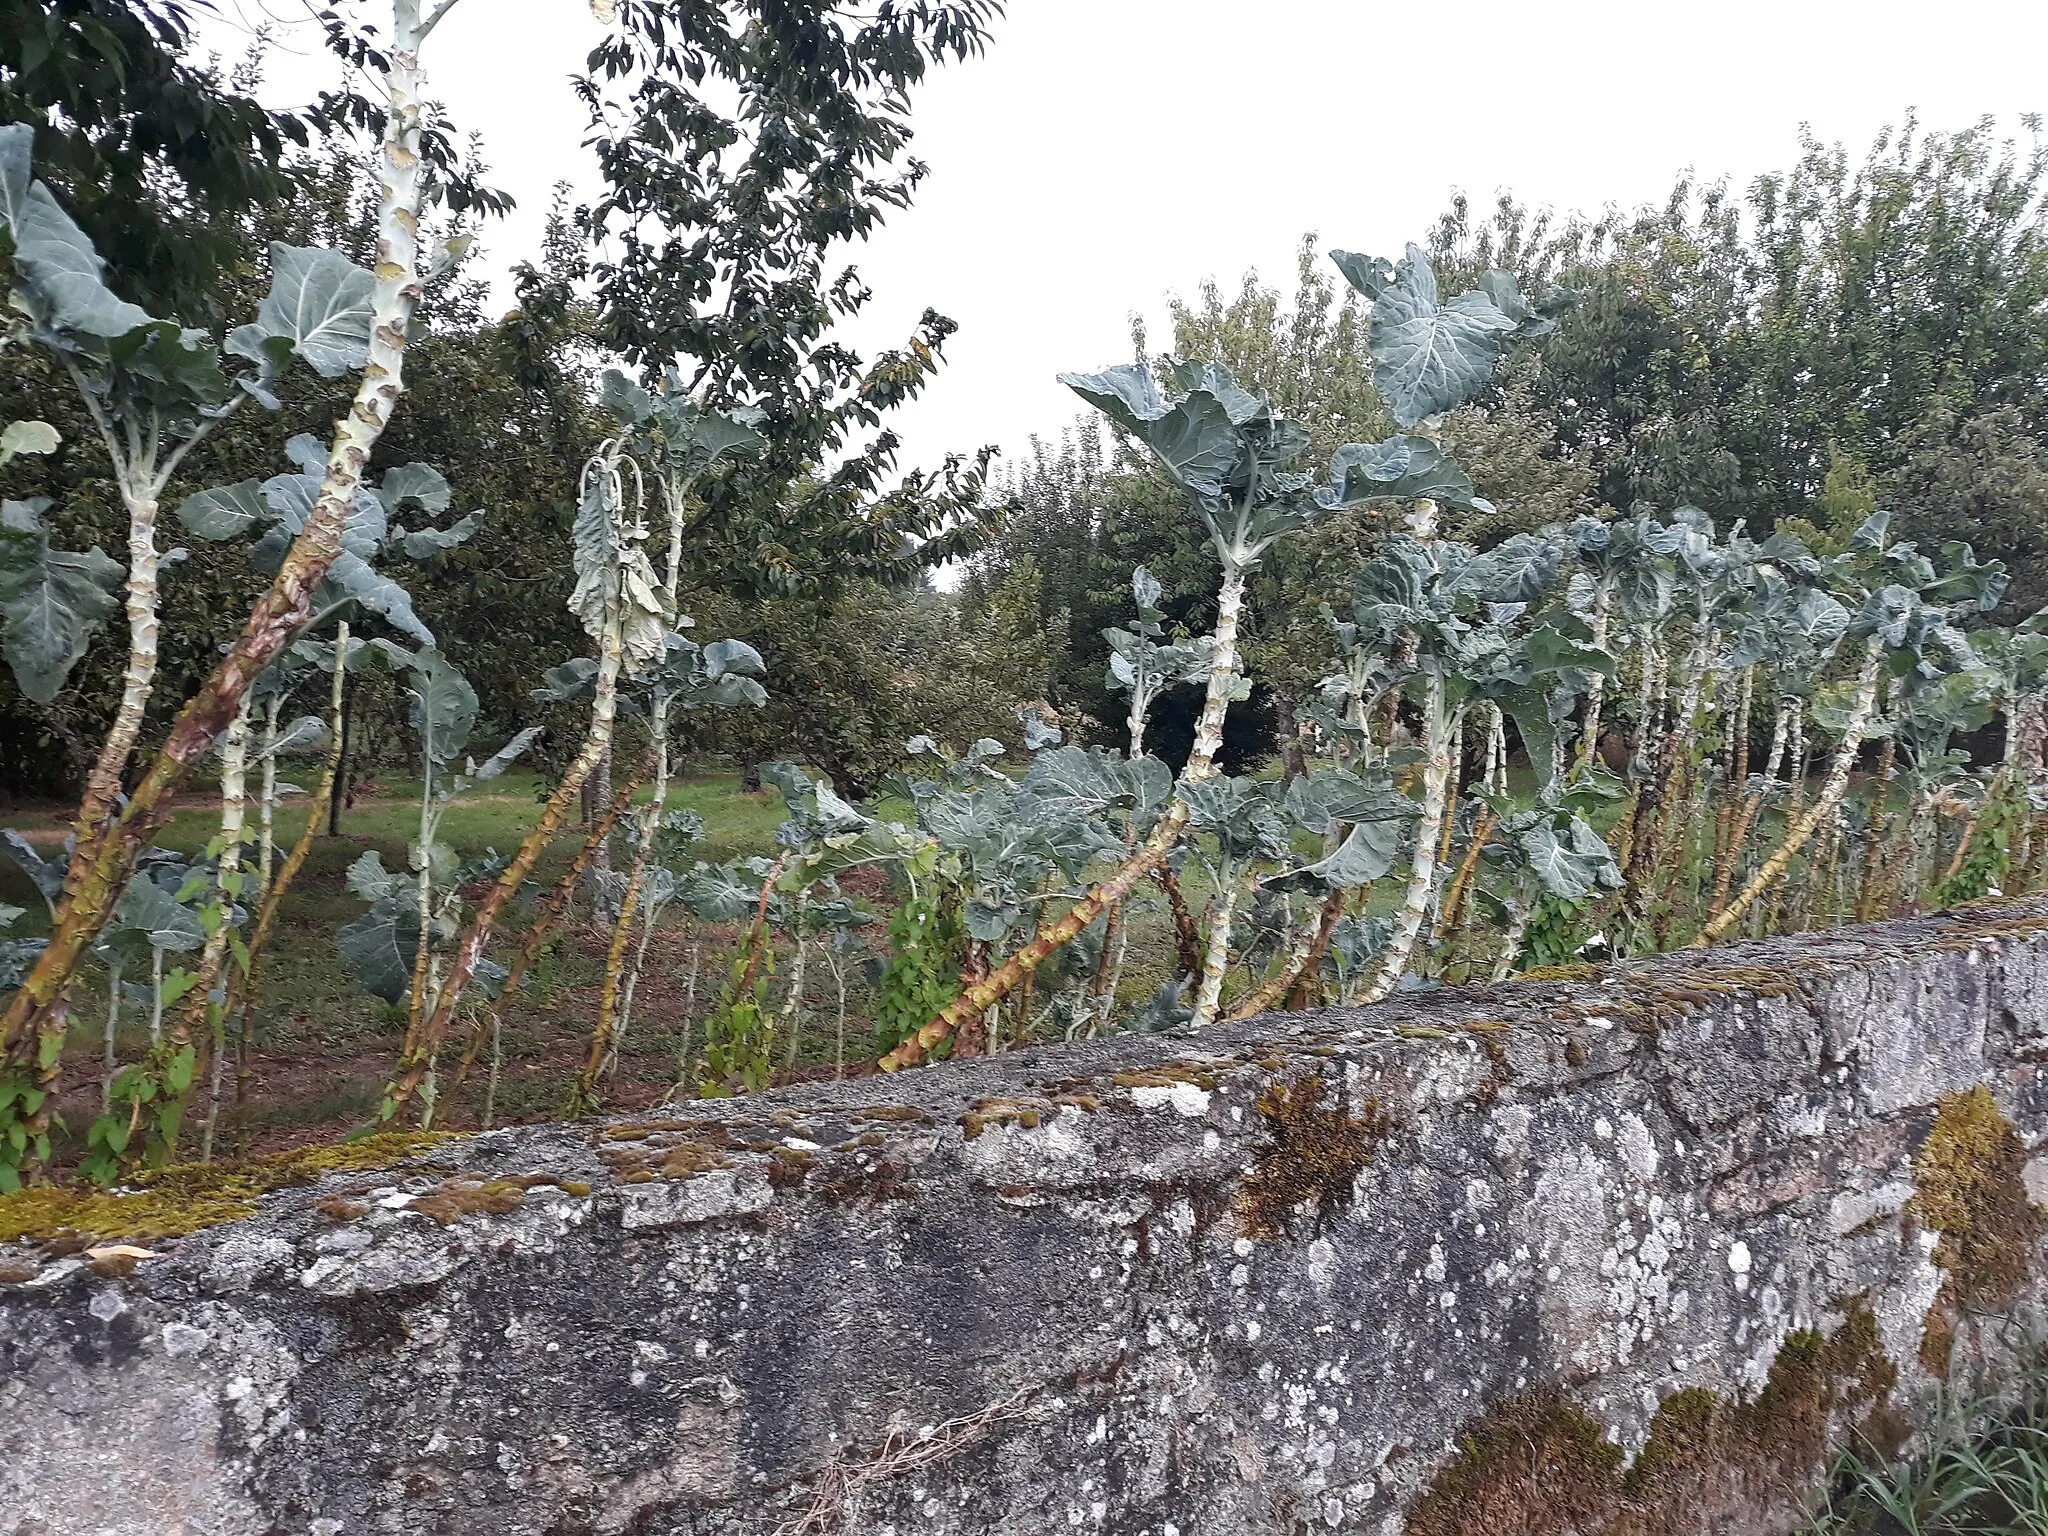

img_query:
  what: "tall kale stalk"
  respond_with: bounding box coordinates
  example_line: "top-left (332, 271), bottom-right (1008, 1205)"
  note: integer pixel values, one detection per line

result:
top-left (380, 440), bottom-right (648, 1120)
top-left (0, 0), bottom-right (460, 1138)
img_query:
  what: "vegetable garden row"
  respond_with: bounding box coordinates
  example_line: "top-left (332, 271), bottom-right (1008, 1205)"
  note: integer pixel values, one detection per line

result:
top-left (1, 3), bottom-right (2039, 1193)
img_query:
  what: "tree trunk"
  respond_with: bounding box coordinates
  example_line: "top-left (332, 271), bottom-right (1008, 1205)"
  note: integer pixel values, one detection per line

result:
top-left (1275, 693), bottom-right (1308, 783)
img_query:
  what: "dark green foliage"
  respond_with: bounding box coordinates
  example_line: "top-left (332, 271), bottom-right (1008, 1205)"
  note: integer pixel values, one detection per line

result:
top-left (871, 890), bottom-right (961, 1058)
top-left (1932, 775), bottom-right (2025, 912)
top-left (0, 0), bottom-right (308, 321)
top-left (1518, 893), bottom-right (1588, 970)
top-left (691, 581), bottom-right (1048, 798)
top-left (577, 0), bottom-right (1004, 601)
top-left (696, 920), bottom-right (779, 1098)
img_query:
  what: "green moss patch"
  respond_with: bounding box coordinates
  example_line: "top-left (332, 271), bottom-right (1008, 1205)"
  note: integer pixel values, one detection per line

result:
top-left (1909, 1086), bottom-right (2044, 1376)
top-left (0, 1131), bottom-right (455, 1250)
top-left (1410, 1300), bottom-right (1899, 1536)
top-left (1911, 1086), bottom-right (2043, 1308)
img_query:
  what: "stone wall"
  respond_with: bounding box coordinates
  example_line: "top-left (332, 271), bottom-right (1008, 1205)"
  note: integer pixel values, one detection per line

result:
top-left (8, 903), bottom-right (2048, 1536)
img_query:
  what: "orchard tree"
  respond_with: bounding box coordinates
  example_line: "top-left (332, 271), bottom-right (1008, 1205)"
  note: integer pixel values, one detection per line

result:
top-left (577, 0), bottom-right (1005, 601)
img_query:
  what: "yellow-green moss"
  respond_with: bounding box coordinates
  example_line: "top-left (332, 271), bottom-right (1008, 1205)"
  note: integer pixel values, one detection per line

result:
top-left (1112, 1064), bottom-right (1219, 1091)
top-left (1234, 1075), bottom-right (1392, 1241)
top-left (1911, 1086), bottom-right (2044, 1309)
top-left (1624, 1386), bottom-right (1727, 1491)
top-left (1520, 961), bottom-right (1600, 983)
top-left (960, 1098), bottom-right (1045, 1140)
top-left (1907, 1086), bottom-right (2043, 1378)
top-left (407, 1171), bottom-right (588, 1226)
top-left (1411, 1299), bottom-right (1899, 1536)
top-left (598, 1135), bottom-right (732, 1183)
top-left (0, 1131), bottom-right (455, 1249)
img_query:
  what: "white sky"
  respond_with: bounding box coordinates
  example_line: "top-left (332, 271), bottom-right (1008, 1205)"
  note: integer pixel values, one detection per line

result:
top-left (211, 0), bottom-right (2048, 479)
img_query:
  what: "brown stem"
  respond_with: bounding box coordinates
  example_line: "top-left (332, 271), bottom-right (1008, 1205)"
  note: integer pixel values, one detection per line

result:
top-left (381, 674), bottom-right (626, 1119)
top-left (574, 847), bottom-right (647, 1108)
top-left (228, 656), bottom-right (347, 1146)
top-left (1434, 808), bottom-right (1496, 944)
top-left (448, 787), bottom-right (638, 1099)
top-left (1234, 890), bottom-right (1342, 1021)
top-left (1697, 644), bottom-right (1880, 947)
top-left (1856, 730), bottom-right (1898, 919)
top-left (1282, 889), bottom-right (1347, 1012)
top-left (1154, 862), bottom-right (1204, 976)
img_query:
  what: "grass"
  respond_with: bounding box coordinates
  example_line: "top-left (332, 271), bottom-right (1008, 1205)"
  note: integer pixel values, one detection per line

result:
top-left (1804, 1362), bottom-right (2048, 1535)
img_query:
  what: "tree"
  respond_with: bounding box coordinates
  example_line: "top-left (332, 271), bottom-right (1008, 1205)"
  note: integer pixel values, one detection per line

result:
top-left (1430, 118), bottom-right (2048, 583)
top-left (693, 578), bottom-right (1048, 799)
top-left (1891, 405), bottom-right (2048, 621)
top-left (577, 0), bottom-right (1005, 600)
top-left (0, 0), bottom-right (309, 319)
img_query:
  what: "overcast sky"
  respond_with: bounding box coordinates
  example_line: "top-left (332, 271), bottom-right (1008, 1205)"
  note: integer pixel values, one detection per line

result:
top-left (213, 0), bottom-right (2048, 478)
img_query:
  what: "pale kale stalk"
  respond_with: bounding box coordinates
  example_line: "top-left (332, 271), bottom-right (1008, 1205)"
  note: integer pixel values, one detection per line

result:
top-left (879, 361), bottom-right (1320, 1067)
top-left (883, 245), bottom-right (1558, 1063)
top-left (225, 625), bottom-right (352, 1148)
top-left (1699, 515), bottom-right (2006, 944)
top-left (1320, 245), bottom-right (1565, 1001)
top-left (381, 439), bottom-right (646, 1121)
top-left (573, 374), bottom-right (766, 1109)
top-left (0, 0), bottom-right (466, 1153)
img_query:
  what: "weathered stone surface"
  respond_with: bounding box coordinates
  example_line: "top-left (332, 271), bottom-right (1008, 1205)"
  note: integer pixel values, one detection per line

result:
top-left (8, 904), bottom-right (2048, 1535)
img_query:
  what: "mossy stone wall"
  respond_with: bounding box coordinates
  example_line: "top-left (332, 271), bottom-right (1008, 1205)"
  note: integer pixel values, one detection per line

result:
top-left (8, 904), bottom-right (2048, 1534)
